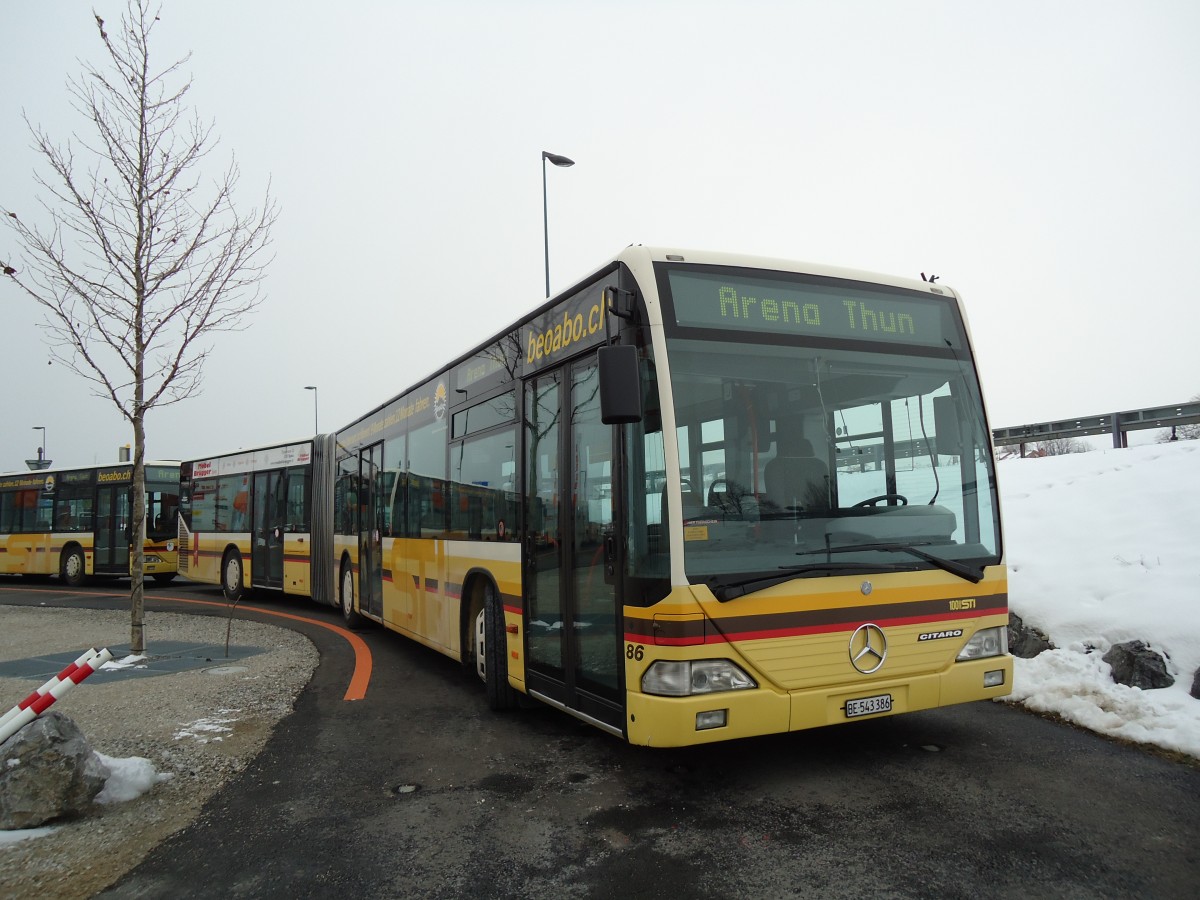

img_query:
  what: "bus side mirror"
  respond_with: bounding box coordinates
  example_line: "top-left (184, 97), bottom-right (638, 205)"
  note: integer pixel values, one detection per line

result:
top-left (933, 395), bottom-right (962, 456)
top-left (598, 345), bottom-right (643, 424)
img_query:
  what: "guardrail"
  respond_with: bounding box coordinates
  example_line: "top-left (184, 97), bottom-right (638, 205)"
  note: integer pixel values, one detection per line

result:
top-left (992, 400), bottom-right (1200, 452)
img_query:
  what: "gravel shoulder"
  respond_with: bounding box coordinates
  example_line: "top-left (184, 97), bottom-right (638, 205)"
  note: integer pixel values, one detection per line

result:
top-left (0, 607), bottom-right (318, 899)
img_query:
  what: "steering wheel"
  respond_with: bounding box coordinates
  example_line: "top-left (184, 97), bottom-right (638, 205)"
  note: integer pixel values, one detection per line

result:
top-left (853, 493), bottom-right (908, 508)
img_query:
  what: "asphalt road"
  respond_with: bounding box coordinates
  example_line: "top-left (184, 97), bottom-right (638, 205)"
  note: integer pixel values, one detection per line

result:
top-left (4, 580), bottom-right (1198, 899)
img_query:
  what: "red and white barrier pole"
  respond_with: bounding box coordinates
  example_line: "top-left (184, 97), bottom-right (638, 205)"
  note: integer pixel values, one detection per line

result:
top-left (0, 648), bottom-right (100, 732)
top-left (0, 648), bottom-right (113, 746)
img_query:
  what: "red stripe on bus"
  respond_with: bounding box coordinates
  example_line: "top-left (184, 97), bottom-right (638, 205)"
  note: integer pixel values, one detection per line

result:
top-left (623, 604), bottom-right (1008, 646)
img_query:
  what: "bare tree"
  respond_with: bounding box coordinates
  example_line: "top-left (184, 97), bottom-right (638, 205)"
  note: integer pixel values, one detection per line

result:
top-left (1, 0), bottom-right (277, 652)
top-left (1033, 437), bottom-right (1091, 456)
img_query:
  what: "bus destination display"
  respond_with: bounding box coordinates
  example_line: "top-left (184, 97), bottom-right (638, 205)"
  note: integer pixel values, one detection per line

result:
top-left (667, 269), bottom-right (959, 348)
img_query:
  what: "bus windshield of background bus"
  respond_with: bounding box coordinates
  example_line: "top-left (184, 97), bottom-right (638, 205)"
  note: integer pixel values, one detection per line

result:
top-left (660, 336), bottom-right (1001, 583)
top-left (146, 482), bottom-right (180, 540)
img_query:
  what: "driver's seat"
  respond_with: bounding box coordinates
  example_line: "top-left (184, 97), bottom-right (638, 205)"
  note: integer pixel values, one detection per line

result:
top-left (764, 435), bottom-right (829, 511)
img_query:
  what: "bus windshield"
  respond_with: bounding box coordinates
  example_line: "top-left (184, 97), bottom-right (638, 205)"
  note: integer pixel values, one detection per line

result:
top-left (663, 335), bottom-right (1001, 590)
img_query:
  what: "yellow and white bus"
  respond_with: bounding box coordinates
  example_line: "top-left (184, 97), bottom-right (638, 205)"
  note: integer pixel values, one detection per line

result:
top-left (331, 246), bottom-right (1011, 746)
top-left (0, 462), bottom-right (180, 585)
top-left (177, 438), bottom-right (336, 603)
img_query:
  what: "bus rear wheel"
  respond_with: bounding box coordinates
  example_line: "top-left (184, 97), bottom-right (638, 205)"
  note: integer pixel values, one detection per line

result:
top-left (222, 551), bottom-right (244, 603)
top-left (476, 580), bottom-right (517, 710)
top-left (61, 546), bottom-right (86, 588)
top-left (341, 562), bottom-right (366, 628)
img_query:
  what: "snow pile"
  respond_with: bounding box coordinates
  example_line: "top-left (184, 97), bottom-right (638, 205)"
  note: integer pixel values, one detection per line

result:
top-left (94, 752), bottom-right (172, 804)
top-left (999, 440), bottom-right (1200, 758)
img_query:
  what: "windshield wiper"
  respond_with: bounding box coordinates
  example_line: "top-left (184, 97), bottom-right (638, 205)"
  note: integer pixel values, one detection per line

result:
top-left (799, 541), bottom-right (985, 584)
top-left (706, 543), bottom-right (984, 602)
top-left (707, 561), bottom-right (916, 602)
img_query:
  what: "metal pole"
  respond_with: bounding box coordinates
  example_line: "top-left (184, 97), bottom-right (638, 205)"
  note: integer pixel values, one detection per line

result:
top-left (542, 155), bottom-right (550, 297)
top-left (540, 151), bottom-right (575, 299)
top-left (305, 386), bottom-right (318, 435)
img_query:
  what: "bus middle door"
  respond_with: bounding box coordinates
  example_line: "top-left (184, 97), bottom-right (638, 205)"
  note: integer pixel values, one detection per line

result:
top-left (94, 483), bottom-right (130, 575)
top-left (358, 443), bottom-right (385, 620)
top-left (252, 470), bottom-right (284, 589)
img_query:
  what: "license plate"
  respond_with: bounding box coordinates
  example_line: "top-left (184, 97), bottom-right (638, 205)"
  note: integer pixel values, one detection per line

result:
top-left (845, 693), bottom-right (892, 718)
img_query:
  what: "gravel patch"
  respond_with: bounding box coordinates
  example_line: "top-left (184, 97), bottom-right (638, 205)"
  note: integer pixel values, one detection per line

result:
top-left (0, 607), bottom-right (317, 899)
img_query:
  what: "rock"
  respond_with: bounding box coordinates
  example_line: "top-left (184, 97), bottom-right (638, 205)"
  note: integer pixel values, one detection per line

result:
top-left (1008, 612), bottom-right (1054, 658)
top-left (1102, 640), bottom-right (1174, 690)
top-left (1191, 668), bottom-right (1200, 701)
top-left (0, 711), bottom-right (109, 829)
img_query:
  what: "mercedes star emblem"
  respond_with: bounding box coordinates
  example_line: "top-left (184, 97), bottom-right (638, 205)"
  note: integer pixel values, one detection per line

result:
top-left (849, 623), bottom-right (888, 674)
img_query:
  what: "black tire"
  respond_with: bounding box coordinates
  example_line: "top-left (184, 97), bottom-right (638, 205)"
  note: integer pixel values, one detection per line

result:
top-left (61, 545), bottom-right (86, 587)
top-left (480, 580), bottom-right (518, 710)
top-left (152, 573), bottom-right (177, 585)
top-left (340, 561), bottom-right (367, 628)
top-left (222, 550), bottom-right (244, 603)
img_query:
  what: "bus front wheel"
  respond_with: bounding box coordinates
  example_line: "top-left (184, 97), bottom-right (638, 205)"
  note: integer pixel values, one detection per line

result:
top-left (153, 573), bottom-right (176, 585)
top-left (222, 551), bottom-right (244, 603)
top-left (477, 580), bottom-right (517, 711)
top-left (61, 546), bottom-right (86, 588)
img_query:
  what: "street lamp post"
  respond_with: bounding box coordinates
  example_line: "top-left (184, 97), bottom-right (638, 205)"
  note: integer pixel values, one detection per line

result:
top-left (542, 150), bottom-right (575, 297)
top-left (28, 426), bottom-right (50, 471)
top-left (304, 386), bottom-right (318, 435)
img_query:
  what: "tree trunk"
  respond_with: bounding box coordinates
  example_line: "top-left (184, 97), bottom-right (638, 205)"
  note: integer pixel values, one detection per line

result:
top-left (130, 411), bottom-right (147, 653)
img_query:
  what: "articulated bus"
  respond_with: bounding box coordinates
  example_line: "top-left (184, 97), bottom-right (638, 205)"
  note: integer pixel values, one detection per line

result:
top-left (328, 246), bottom-right (1011, 746)
top-left (0, 462), bottom-right (180, 585)
top-left (177, 438), bottom-right (337, 603)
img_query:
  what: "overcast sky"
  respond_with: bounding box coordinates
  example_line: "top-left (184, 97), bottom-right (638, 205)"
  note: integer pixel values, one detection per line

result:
top-left (3, 0), bottom-right (1198, 471)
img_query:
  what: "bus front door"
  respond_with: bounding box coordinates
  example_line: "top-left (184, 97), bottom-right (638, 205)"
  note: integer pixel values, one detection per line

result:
top-left (359, 443), bottom-right (384, 620)
top-left (94, 485), bottom-right (130, 575)
top-left (252, 471), bottom-right (284, 589)
top-left (523, 361), bottom-right (624, 733)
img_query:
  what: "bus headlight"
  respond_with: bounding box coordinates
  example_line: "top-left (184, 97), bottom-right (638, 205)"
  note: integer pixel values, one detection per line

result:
top-left (956, 626), bottom-right (1008, 661)
top-left (642, 659), bottom-right (757, 696)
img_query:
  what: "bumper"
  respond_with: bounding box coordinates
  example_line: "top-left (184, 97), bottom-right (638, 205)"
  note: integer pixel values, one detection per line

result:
top-left (624, 654), bottom-right (1013, 747)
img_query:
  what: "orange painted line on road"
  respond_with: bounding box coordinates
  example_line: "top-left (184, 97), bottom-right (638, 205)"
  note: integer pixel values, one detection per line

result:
top-left (164, 597), bottom-right (372, 702)
top-left (0, 586), bottom-right (372, 701)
